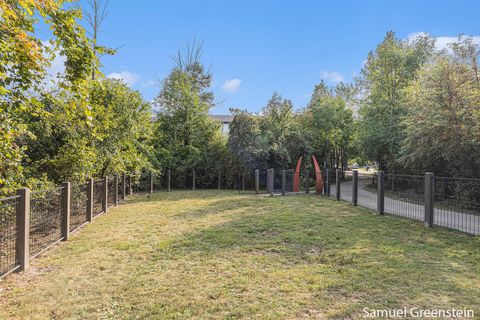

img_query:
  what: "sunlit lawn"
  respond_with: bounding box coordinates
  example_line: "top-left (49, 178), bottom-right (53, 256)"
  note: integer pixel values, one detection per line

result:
top-left (0, 190), bottom-right (479, 319)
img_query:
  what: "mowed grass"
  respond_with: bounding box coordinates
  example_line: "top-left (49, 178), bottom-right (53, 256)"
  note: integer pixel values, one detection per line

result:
top-left (0, 191), bottom-right (479, 319)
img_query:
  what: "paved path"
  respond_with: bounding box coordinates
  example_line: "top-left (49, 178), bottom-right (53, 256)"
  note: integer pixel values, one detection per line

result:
top-left (331, 181), bottom-right (480, 235)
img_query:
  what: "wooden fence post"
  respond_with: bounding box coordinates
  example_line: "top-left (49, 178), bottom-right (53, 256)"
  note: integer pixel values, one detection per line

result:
top-left (122, 173), bottom-right (126, 201)
top-left (305, 169), bottom-right (310, 194)
top-left (192, 170), bottom-right (196, 190)
top-left (149, 172), bottom-right (154, 194)
top-left (281, 169), bottom-right (286, 196)
top-left (267, 168), bottom-right (274, 196)
top-left (167, 170), bottom-right (171, 192)
top-left (352, 170), bottom-right (358, 206)
top-left (114, 175), bottom-right (119, 206)
top-left (335, 169), bottom-right (341, 200)
top-left (377, 171), bottom-right (385, 214)
top-left (242, 173), bottom-right (245, 191)
top-left (424, 172), bottom-right (434, 227)
top-left (217, 173), bottom-right (221, 190)
top-left (87, 178), bottom-right (94, 222)
top-left (128, 175), bottom-right (132, 196)
top-left (255, 169), bottom-right (259, 194)
top-left (325, 169), bottom-right (330, 196)
top-left (16, 188), bottom-right (30, 270)
top-left (61, 182), bottom-right (71, 241)
top-left (102, 176), bottom-right (108, 213)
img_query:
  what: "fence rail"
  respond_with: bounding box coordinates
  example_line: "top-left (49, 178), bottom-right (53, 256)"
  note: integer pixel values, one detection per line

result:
top-left (2, 168), bottom-right (478, 279)
top-left (330, 170), bottom-right (480, 236)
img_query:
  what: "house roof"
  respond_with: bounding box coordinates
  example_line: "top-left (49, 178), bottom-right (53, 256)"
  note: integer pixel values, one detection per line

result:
top-left (210, 114), bottom-right (234, 123)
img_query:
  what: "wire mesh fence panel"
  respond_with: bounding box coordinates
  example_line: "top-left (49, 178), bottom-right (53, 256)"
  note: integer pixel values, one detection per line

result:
top-left (194, 171), bottom-right (217, 189)
top-left (224, 173), bottom-right (241, 191)
top-left (340, 172), bottom-right (353, 202)
top-left (107, 177), bottom-right (115, 208)
top-left (273, 170), bottom-right (283, 193)
top-left (434, 177), bottom-right (480, 235)
top-left (258, 170), bottom-right (268, 193)
top-left (132, 173), bottom-right (150, 193)
top-left (286, 169), bottom-right (294, 192)
top-left (70, 183), bottom-right (88, 232)
top-left (357, 174), bottom-right (377, 210)
top-left (30, 187), bottom-right (63, 258)
top-left (384, 174), bottom-right (424, 221)
top-left (242, 171), bottom-right (256, 191)
top-left (0, 196), bottom-right (20, 277)
top-left (153, 174), bottom-right (163, 192)
top-left (93, 180), bottom-right (104, 217)
top-left (117, 177), bottom-right (123, 203)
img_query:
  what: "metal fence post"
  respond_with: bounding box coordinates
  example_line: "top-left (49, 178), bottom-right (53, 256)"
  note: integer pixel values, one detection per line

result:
top-left (114, 174), bottom-right (119, 206)
top-left (192, 170), bottom-right (196, 190)
top-left (149, 172), bottom-right (154, 194)
top-left (167, 170), bottom-right (171, 192)
top-left (325, 168), bottom-right (330, 196)
top-left (87, 178), bottom-right (94, 222)
top-left (281, 169), bottom-right (286, 196)
top-left (377, 171), bottom-right (384, 214)
top-left (305, 169), bottom-right (310, 194)
top-left (267, 168), bottom-right (274, 196)
top-left (122, 174), bottom-right (126, 200)
top-left (424, 172), bottom-right (434, 227)
top-left (335, 169), bottom-right (341, 200)
top-left (16, 188), bottom-right (30, 270)
top-left (61, 182), bottom-right (71, 241)
top-left (128, 175), bottom-right (132, 196)
top-left (102, 176), bottom-right (108, 213)
top-left (255, 169), bottom-right (260, 194)
top-left (352, 170), bottom-right (358, 206)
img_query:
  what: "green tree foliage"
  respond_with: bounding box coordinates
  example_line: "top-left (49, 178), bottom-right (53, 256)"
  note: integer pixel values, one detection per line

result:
top-left (228, 93), bottom-right (299, 171)
top-left (23, 79), bottom-right (153, 184)
top-left (153, 44), bottom-right (223, 187)
top-left (357, 31), bottom-right (434, 172)
top-left (305, 81), bottom-right (354, 173)
top-left (402, 36), bottom-right (480, 177)
top-left (0, 0), bottom-right (96, 195)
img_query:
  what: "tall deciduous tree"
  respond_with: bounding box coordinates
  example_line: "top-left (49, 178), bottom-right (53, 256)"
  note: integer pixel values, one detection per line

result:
top-left (0, 0), bottom-right (96, 195)
top-left (357, 31), bottom-right (434, 172)
top-left (153, 43), bottom-right (220, 187)
top-left (402, 36), bottom-right (480, 177)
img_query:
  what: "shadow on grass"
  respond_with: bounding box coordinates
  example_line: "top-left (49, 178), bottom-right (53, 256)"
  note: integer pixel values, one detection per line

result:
top-left (140, 192), bottom-right (480, 313)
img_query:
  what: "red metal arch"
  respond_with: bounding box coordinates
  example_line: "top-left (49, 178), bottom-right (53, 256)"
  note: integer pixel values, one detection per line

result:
top-left (293, 155), bottom-right (324, 194)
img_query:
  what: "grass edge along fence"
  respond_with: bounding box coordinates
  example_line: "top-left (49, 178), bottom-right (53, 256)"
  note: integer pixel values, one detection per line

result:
top-left (2, 169), bottom-right (478, 279)
top-left (0, 168), bottom-right (257, 279)
top-left (331, 170), bottom-right (480, 236)
top-left (0, 174), bottom-right (136, 279)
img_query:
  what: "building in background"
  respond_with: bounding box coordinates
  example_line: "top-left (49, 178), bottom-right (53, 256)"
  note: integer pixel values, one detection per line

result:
top-left (210, 115), bottom-right (234, 135)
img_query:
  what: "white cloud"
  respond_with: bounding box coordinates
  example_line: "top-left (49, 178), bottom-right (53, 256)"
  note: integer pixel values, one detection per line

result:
top-left (221, 78), bottom-right (242, 93)
top-left (320, 71), bottom-right (344, 84)
top-left (406, 32), bottom-right (480, 51)
top-left (142, 80), bottom-right (156, 88)
top-left (107, 71), bottom-right (139, 87)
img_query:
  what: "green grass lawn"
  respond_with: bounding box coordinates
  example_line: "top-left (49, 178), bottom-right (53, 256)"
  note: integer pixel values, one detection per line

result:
top-left (1, 191), bottom-right (479, 319)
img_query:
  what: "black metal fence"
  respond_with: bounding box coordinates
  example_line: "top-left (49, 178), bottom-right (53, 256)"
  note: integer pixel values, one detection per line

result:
top-left (2, 168), bottom-right (478, 279)
top-left (70, 183), bottom-right (88, 232)
top-left (330, 170), bottom-right (480, 236)
top-left (0, 196), bottom-right (20, 277)
top-left (0, 173), bottom-right (133, 279)
top-left (29, 187), bottom-right (63, 258)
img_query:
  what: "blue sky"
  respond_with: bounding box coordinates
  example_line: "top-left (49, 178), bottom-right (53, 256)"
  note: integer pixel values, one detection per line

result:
top-left (60, 1), bottom-right (480, 113)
